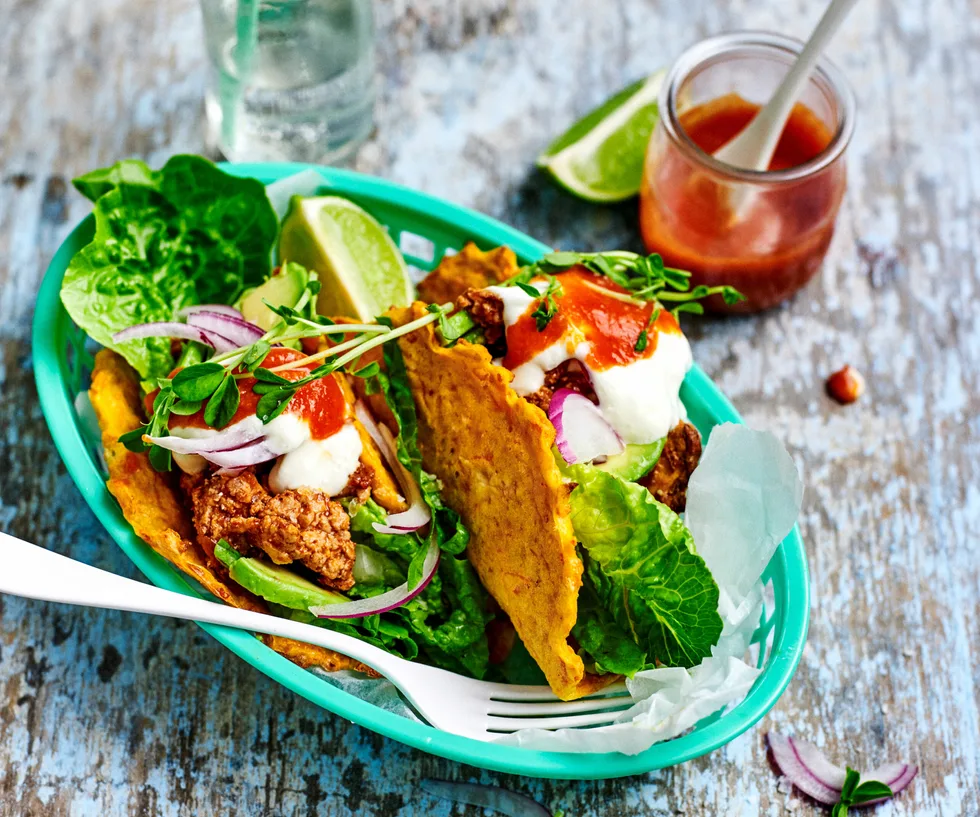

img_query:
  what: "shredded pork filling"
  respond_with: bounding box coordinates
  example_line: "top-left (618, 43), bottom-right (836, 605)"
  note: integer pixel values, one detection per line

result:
top-left (639, 421), bottom-right (702, 512)
top-left (182, 468), bottom-right (357, 591)
top-left (455, 288), bottom-right (506, 350)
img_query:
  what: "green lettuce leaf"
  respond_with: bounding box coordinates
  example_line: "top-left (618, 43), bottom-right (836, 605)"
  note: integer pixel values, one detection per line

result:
top-left (487, 636), bottom-right (549, 685)
top-left (369, 340), bottom-right (470, 556)
top-left (572, 556), bottom-right (648, 675)
top-left (346, 497), bottom-right (418, 559)
top-left (73, 158), bottom-right (158, 201)
top-left (396, 556), bottom-right (491, 677)
top-left (344, 500), bottom-right (491, 676)
top-left (567, 464), bottom-right (722, 670)
top-left (61, 155), bottom-right (278, 379)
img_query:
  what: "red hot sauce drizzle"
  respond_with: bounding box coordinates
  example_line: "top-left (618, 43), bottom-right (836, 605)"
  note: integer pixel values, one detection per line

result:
top-left (502, 268), bottom-right (682, 372)
top-left (148, 347), bottom-right (348, 440)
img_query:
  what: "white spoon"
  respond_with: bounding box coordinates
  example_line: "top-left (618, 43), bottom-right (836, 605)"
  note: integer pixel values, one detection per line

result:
top-left (713, 0), bottom-right (861, 171)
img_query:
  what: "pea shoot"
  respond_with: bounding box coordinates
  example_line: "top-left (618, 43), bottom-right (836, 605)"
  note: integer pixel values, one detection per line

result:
top-left (122, 276), bottom-right (452, 471)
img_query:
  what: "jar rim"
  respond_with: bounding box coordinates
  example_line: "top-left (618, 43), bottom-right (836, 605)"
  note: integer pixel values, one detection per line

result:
top-left (659, 31), bottom-right (856, 184)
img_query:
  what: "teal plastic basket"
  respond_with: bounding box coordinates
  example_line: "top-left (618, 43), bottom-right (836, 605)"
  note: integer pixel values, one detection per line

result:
top-left (32, 163), bottom-right (809, 780)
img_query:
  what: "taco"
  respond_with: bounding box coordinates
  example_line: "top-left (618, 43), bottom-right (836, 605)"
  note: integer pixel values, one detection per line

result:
top-left (89, 333), bottom-right (494, 677)
top-left (63, 158), bottom-right (493, 681)
top-left (391, 245), bottom-right (742, 699)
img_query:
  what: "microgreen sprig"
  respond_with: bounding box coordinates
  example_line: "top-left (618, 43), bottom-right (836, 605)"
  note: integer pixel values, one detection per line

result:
top-left (831, 768), bottom-right (893, 817)
top-left (122, 276), bottom-right (449, 470)
top-left (514, 276), bottom-right (563, 331)
top-left (427, 303), bottom-right (477, 345)
top-left (633, 307), bottom-right (661, 353)
top-left (506, 250), bottom-right (744, 318)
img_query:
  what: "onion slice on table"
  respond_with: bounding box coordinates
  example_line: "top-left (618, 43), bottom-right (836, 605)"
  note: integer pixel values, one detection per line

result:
top-left (860, 762), bottom-right (919, 805)
top-left (768, 733), bottom-right (918, 806)
top-left (419, 780), bottom-right (551, 817)
top-left (354, 400), bottom-right (430, 534)
top-left (548, 388), bottom-right (624, 465)
top-left (310, 536), bottom-right (440, 619)
top-left (112, 321), bottom-right (238, 354)
top-left (185, 310), bottom-right (264, 346)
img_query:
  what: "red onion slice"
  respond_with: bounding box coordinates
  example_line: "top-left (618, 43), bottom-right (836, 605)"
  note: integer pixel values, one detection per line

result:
top-left (186, 310), bottom-right (265, 346)
top-left (768, 733), bottom-right (845, 804)
top-left (861, 762), bottom-right (919, 804)
top-left (177, 304), bottom-right (244, 320)
top-left (310, 536), bottom-right (440, 619)
top-left (146, 417), bottom-right (266, 455)
top-left (200, 438), bottom-right (285, 469)
top-left (768, 733), bottom-right (918, 806)
top-left (145, 417), bottom-right (292, 468)
top-left (420, 780), bottom-right (551, 817)
top-left (354, 401), bottom-right (430, 534)
top-left (112, 321), bottom-right (238, 353)
top-left (548, 388), bottom-right (624, 465)
top-left (375, 503), bottom-right (430, 533)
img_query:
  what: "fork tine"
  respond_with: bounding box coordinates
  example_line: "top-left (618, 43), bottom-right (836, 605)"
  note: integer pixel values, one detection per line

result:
top-left (485, 680), bottom-right (629, 702)
top-left (486, 708), bottom-right (627, 732)
top-left (487, 694), bottom-right (633, 717)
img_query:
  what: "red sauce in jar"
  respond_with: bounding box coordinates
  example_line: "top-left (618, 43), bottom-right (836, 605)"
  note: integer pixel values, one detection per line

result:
top-left (502, 268), bottom-right (681, 372)
top-left (639, 93), bottom-right (845, 312)
top-left (147, 347), bottom-right (348, 440)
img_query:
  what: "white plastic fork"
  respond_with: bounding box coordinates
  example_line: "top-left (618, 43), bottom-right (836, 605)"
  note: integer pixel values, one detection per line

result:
top-left (0, 532), bottom-right (632, 741)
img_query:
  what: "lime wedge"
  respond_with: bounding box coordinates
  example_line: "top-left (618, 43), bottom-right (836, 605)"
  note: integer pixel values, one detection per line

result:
top-left (537, 70), bottom-right (666, 203)
top-left (278, 195), bottom-right (414, 321)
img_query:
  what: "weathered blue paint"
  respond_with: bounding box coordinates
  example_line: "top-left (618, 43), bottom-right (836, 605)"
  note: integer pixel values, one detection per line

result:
top-left (1, 0), bottom-right (978, 813)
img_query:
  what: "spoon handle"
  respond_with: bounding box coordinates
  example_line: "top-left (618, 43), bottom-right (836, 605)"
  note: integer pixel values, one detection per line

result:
top-left (715, 0), bottom-right (860, 171)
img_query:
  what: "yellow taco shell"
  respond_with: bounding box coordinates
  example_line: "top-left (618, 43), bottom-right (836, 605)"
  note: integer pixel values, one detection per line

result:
top-left (390, 304), bottom-right (615, 700)
top-left (89, 349), bottom-right (372, 677)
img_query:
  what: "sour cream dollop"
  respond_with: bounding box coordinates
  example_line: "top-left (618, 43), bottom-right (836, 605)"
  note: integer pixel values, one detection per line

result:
top-left (169, 414), bottom-right (363, 495)
top-left (162, 347), bottom-right (364, 494)
top-left (484, 268), bottom-right (693, 445)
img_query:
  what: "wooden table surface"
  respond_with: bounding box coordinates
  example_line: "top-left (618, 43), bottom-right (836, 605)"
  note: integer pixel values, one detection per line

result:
top-left (2, 0), bottom-right (978, 814)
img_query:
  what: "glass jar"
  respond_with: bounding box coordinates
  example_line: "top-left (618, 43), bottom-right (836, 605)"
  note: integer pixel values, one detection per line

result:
top-left (639, 32), bottom-right (855, 312)
top-left (200, 0), bottom-right (376, 165)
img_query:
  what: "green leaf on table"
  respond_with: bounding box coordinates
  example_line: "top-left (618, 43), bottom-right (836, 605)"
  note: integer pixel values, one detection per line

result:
top-left (852, 780), bottom-right (894, 803)
top-left (831, 767), bottom-right (894, 817)
top-left (840, 768), bottom-right (861, 802)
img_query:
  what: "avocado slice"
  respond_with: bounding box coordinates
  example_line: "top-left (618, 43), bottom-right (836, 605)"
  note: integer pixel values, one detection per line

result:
top-left (235, 261), bottom-right (314, 331)
top-left (556, 438), bottom-right (666, 482)
top-left (593, 438), bottom-right (666, 481)
top-left (214, 540), bottom-right (346, 611)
